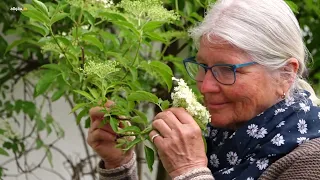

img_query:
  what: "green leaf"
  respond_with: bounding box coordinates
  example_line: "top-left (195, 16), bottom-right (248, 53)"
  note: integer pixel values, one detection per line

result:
top-left (145, 32), bottom-right (167, 43)
top-left (50, 13), bottom-right (68, 25)
top-left (21, 4), bottom-right (50, 24)
top-left (143, 21), bottom-right (164, 32)
top-left (82, 34), bottom-right (103, 51)
top-left (45, 146), bottom-right (53, 167)
top-left (73, 90), bottom-right (95, 102)
top-left (131, 116), bottom-right (147, 124)
top-left (285, 1), bottom-right (299, 13)
top-left (88, 87), bottom-right (99, 99)
top-left (51, 88), bottom-right (65, 101)
top-left (34, 70), bottom-right (60, 97)
top-left (85, 117), bottom-right (91, 128)
top-left (100, 31), bottom-right (120, 48)
top-left (160, 100), bottom-right (170, 110)
top-left (84, 11), bottom-right (95, 25)
top-left (127, 91), bottom-right (159, 104)
top-left (77, 108), bottom-right (88, 125)
top-left (41, 64), bottom-right (63, 72)
top-left (71, 103), bottom-right (88, 113)
top-left (144, 145), bottom-right (155, 171)
top-left (123, 138), bottom-right (142, 151)
top-left (24, 23), bottom-right (49, 36)
top-left (110, 117), bottom-right (119, 132)
top-left (133, 109), bottom-right (148, 124)
top-left (0, 147), bottom-right (9, 156)
top-left (32, 0), bottom-right (49, 16)
top-left (36, 138), bottom-right (43, 149)
top-left (141, 61), bottom-right (173, 90)
top-left (5, 38), bottom-right (29, 55)
top-left (118, 126), bottom-right (141, 134)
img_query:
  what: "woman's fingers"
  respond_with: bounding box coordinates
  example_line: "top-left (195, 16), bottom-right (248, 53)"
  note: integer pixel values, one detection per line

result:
top-left (149, 130), bottom-right (163, 145)
top-left (168, 108), bottom-right (198, 126)
top-left (154, 110), bottom-right (182, 129)
top-left (87, 128), bottom-right (116, 148)
top-left (152, 119), bottom-right (172, 138)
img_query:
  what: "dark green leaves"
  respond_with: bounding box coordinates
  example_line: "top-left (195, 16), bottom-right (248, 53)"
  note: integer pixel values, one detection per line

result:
top-left (144, 145), bottom-right (155, 171)
top-left (0, 148), bottom-right (9, 156)
top-left (140, 61), bottom-right (173, 90)
top-left (127, 91), bottom-right (158, 104)
top-left (34, 70), bottom-right (60, 97)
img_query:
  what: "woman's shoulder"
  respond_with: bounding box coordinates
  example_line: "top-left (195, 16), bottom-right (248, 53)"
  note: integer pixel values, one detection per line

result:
top-left (259, 137), bottom-right (320, 180)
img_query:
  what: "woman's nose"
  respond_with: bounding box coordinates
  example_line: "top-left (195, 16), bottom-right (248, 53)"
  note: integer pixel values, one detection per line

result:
top-left (198, 71), bottom-right (221, 94)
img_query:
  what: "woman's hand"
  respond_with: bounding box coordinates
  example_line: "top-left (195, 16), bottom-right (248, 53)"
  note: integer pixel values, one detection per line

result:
top-left (149, 108), bottom-right (208, 178)
top-left (87, 101), bottom-right (133, 169)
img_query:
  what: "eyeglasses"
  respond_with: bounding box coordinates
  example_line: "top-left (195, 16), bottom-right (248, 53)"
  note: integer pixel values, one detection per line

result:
top-left (183, 57), bottom-right (256, 85)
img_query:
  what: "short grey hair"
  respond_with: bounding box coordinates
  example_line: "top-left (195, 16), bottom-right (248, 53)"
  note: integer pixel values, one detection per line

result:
top-left (190, 0), bottom-right (320, 106)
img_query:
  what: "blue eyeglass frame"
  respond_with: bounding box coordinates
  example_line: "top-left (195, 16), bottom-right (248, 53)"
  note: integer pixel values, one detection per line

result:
top-left (183, 56), bottom-right (257, 85)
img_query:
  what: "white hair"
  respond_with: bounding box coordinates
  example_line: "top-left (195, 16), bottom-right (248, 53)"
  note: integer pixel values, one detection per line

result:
top-left (190, 0), bottom-right (320, 106)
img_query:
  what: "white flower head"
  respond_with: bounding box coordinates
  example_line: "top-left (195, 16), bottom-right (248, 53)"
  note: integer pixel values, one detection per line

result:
top-left (256, 158), bottom-right (269, 170)
top-left (297, 119), bottom-right (308, 134)
top-left (210, 154), bottom-right (220, 168)
top-left (80, 58), bottom-right (120, 79)
top-left (171, 77), bottom-right (211, 130)
top-left (299, 103), bottom-right (310, 112)
top-left (226, 151), bottom-right (238, 165)
top-left (271, 133), bottom-right (285, 146)
top-left (297, 137), bottom-right (309, 145)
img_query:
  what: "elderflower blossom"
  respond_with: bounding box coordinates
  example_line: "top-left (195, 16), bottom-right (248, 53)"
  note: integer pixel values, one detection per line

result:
top-left (81, 59), bottom-right (120, 78)
top-left (117, 0), bottom-right (179, 22)
top-left (171, 77), bottom-right (211, 130)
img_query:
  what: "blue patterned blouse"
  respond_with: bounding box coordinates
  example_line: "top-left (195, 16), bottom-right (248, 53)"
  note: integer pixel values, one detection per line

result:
top-left (205, 91), bottom-right (320, 180)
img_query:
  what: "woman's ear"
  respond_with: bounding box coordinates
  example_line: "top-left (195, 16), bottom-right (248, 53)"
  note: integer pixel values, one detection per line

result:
top-left (280, 58), bottom-right (299, 93)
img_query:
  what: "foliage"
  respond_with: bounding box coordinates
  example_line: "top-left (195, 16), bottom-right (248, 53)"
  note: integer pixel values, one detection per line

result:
top-left (0, 0), bottom-right (319, 179)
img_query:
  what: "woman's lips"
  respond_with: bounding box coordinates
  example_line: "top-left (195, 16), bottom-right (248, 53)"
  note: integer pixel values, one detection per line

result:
top-left (206, 102), bottom-right (229, 110)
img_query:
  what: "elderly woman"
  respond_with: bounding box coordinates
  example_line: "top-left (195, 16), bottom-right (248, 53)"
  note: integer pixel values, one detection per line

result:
top-left (87, 0), bottom-right (320, 179)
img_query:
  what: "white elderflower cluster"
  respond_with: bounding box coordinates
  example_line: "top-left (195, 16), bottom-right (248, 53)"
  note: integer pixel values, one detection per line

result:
top-left (81, 58), bottom-right (120, 78)
top-left (96, 0), bottom-right (114, 8)
top-left (117, 0), bottom-right (179, 22)
top-left (171, 77), bottom-right (211, 130)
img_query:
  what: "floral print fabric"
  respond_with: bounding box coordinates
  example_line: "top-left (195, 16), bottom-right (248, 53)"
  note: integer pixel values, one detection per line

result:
top-left (205, 91), bottom-right (320, 180)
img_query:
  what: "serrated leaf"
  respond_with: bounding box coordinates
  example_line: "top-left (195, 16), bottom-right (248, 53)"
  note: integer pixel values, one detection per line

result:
top-left (133, 109), bottom-right (148, 124)
top-left (77, 108), bottom-right (88, 124)
top-left (5, 38), bottom-right (29, 55)
top-left (100, 31), bottom-right (120, 48)
top-left (123, 138), bottom-right (142, 151)
top-left (24, 23), bottom-right (49, 36)
top-left (131, 116), bottom-right (147, 124)
top-left (71, 103), bottom-right (88, 113)
top-left (144, 145), bottom-right (155, 171)
top-left (32, 0), bottom-right (49, 16)
top-left (141, 61), bottom-right (173, 90)
top-left (84, 11), bottom-right (95, 25)
top-left (143, 21), bottom-right (164, 32)
top-left (21, 4), bottom-right (50, 24)
top-left (88, 87), bottom-right (99, 99)
top-left (51, 88), bottom-right (65, 101)
top-left (34, 70), bottom-right (60, 97)
top-left (41, 64), bottom-right (63, 72)
top-left (50, 12), bottom-right (68, 25)
top-left (118, 126), bottom-right (141, 134)
top-left (73, 90), bottom-right (95, 102)
top-left (82, 34), bottom-right (103, 51)
top-left (127, 91), bottom-right (158, 104)
top-left (145, 32), bottom-right (167, 43)
top-left (0, 148), bottom-right (9, 156)
top-left (110, 117), bottom-right (119, 132)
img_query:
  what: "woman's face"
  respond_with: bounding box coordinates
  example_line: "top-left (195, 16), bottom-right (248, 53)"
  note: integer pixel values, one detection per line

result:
top-left (196, 37), bottom-right (280, 129)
